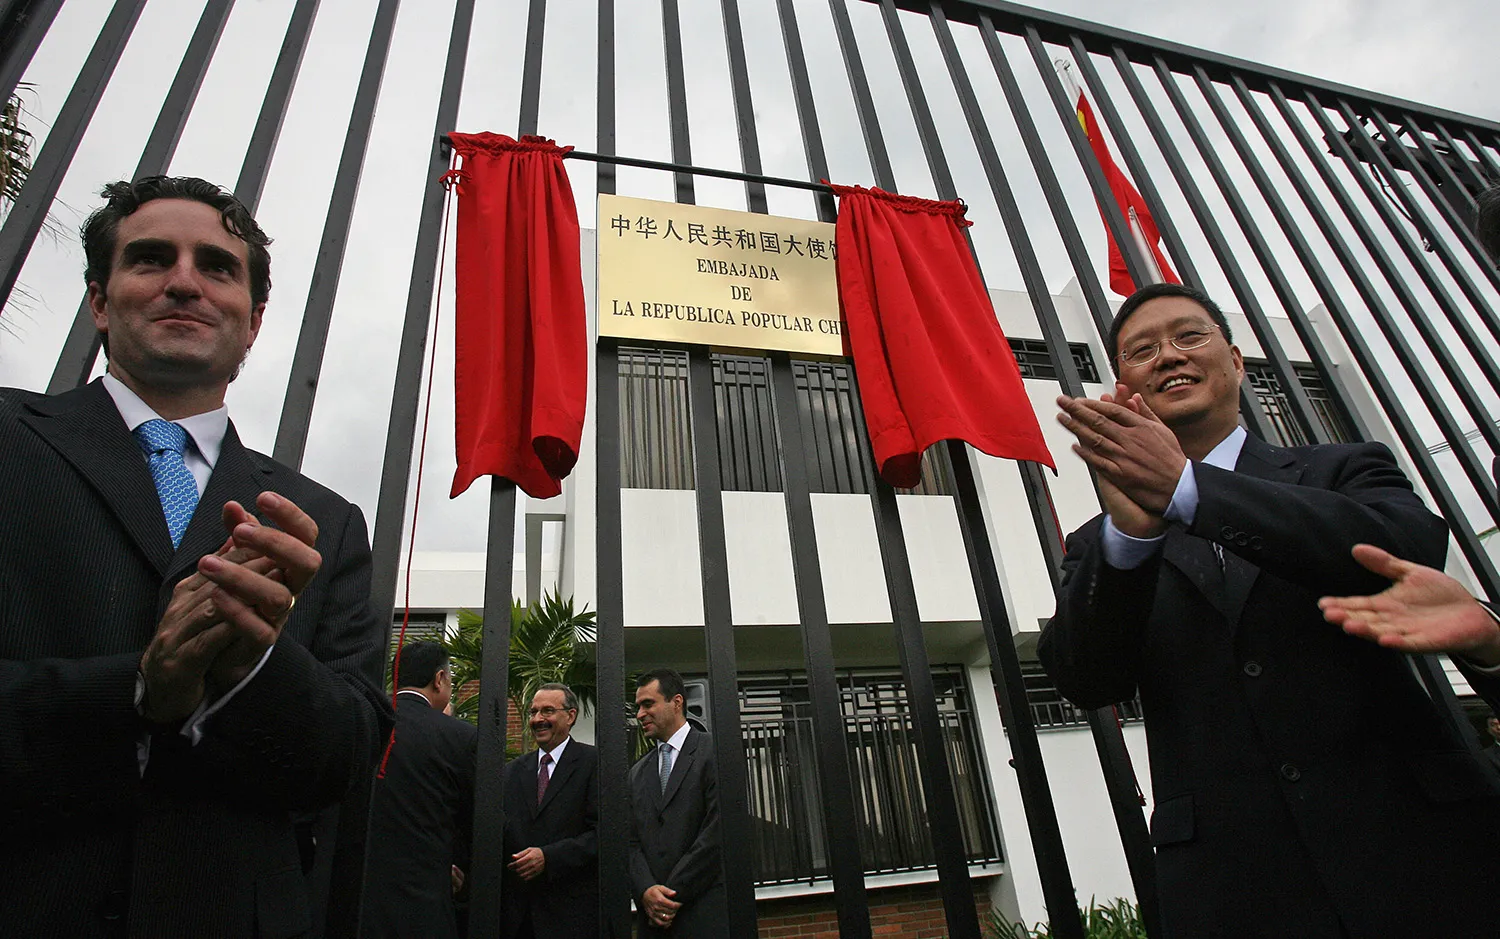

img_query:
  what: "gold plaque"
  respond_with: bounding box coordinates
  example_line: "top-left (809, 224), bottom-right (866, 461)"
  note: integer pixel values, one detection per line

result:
top-left (596, 194), bottom-right (844, 356)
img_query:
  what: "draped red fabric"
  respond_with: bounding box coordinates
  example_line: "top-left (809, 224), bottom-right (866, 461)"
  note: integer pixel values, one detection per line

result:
top-left (829, 183), bottom-right (1054, 488)
top-left (448, 133), bottom-right (587, 500)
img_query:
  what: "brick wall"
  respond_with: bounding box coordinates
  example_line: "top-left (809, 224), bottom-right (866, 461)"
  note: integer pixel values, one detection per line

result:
top-left (757, 880), bottom-right (992, 939)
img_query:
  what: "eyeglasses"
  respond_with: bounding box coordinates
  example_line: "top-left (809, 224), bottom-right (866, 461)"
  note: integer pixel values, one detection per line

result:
top-left (1118, 325), bottom-right (1220, 368)
top-left (528, 706), bottom-right (574, 719)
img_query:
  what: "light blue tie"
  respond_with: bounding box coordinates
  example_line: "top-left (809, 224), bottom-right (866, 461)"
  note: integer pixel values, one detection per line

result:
top-left (134, 419), bottom-right (199, 548)
top-left (659, 742), bottom-right (674, 795)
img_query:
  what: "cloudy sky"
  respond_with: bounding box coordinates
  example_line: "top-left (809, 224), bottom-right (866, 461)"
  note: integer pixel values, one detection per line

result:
top-left (2, 0), bottom-right (1496, 560)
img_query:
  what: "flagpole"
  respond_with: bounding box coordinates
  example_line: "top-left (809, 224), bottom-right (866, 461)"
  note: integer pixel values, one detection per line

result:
top-left (1129, 206), bottom-right (1166, 283)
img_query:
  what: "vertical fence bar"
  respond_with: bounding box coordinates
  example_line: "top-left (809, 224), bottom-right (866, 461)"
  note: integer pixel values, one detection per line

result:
top-left (1368, 106), bottom-right (1500, 295)
top-left (1462, 130), bottom-right (1500, 180)
top-left (1186, 66), bottom-right (1372, 444)
top-left (46, 0), bottom-right (235, 393)
top-left (725, 0), bottom-right (873, 933)
top-left (1110, 50), bottom-right (1328, 443)
top-left (1309, 93), bottom-right (1500, 400)
top-left (658, 2), bottom-right (758, 934)
top-left (1340, 101), bottom-right (1500, 344)
top-left (0, 0), bottom-right (62, 106)
top-left (1258, 82), bottom-right (1500, 590)
top-left (593, 0), bottom-right (632, 932)
top-left (368, 0), bottom-right (474, 633)
top-left (1431, 122), bottom-right (1493, 195)
top-left (1026, 28), bottom-right (1274, 441)
top-left (0, 0), bottom-right (145, 315)
top-left (235, 0), bottom-right (323, 213)
top-left (926, 10), bottom-right (1162, 935)
top-left (1400, 114), bottom-right (1480, 219)
top-left (273, 0), bottom-right (401, 469)
top-left (973, 13), bottom-right (1111, 339)
top-left (833, 2), bottom-right (1084, 934)
top-left (464, 0), bottom-right (552, 931)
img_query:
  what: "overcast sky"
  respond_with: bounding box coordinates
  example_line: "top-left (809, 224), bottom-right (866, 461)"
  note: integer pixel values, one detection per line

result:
top-left (1, 0), bottom-right (1496, 559)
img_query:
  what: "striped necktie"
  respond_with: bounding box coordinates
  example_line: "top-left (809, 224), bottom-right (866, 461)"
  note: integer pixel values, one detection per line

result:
top-left (658, 742), bottom-right (674, 795)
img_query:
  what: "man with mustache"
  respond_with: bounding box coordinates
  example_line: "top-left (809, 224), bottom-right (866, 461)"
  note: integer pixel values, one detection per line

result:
top-left (1041, 282), bottom-right (1500, 938)
top-left (0, 176), bottom-right (393, 938)
top-left (499, 683), bottom-right (598, 939)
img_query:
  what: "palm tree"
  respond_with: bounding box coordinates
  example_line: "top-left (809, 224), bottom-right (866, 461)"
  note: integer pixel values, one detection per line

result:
top-left (441, 592), bottom-right (597, 751)
top-left (0, 84), bottom-right (34, 211)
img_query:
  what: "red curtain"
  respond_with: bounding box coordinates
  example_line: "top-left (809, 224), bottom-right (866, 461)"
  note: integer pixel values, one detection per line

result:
top-left (830, 183), bottom-right (1054, 488)
top-left (448, 133), bottom-right (587, 500)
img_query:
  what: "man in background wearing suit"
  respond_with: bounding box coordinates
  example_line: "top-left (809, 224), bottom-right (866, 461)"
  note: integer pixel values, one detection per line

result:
top-left (0, 176), bottom-right (393, 938)
top-left (1042, 282), bottom-right (1500, 938)
top-left (500, 682), bottom-right (598, 939)
top-left (361, 641), bottom-right (477, 939)
top-left (628, 668), bottom-right (725, 938)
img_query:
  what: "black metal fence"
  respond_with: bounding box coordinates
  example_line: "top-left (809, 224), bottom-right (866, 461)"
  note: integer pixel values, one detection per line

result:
top-left (4, 0), bottom-right (1499, 937)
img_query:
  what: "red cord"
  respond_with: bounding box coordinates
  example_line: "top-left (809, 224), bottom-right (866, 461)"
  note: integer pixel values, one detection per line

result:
top-left (379, 155), bottom-right (461, 778)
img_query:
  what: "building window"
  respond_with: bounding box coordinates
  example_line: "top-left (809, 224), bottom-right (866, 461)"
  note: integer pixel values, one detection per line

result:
top-left (1244, 360), bottom-right (1356, 447)
top-left (389, 613), bottom-right (448, 663)
top-left (619, 347), bottom-right (694, 489)
top-left (617, 346), bottom-right (949, 494)
top-left (792, 359), bottom-right (951, 496)
top-left (713, 353), bottom-right (783, 492)
top-left (1021, 660), bottom-right (1143, 729)
top-left (1008, 337), bottom-right (1101, 383)
top-left (739, 667), bottom-right (1002, 886)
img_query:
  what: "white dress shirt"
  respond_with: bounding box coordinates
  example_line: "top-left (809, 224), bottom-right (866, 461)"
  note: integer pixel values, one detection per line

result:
top-left (104, 374), bottom-right (273, 765)
top-left (538, 735), bottom-right (570, 784)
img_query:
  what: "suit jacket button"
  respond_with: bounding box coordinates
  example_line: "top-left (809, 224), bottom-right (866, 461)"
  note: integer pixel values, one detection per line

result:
top-left (1236, 534), bottom-right (1249, 546)
top-left (1279, 763), bottom-right (1301, 782)
top-left (97, 889), bottom-right (128, 922)
top-left (1243, 661), bottom-right (1262, 677)
top-left (1220, 526), bottom-right (1235, 540)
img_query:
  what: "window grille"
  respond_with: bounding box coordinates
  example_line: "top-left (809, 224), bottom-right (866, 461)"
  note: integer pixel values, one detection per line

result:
top-left (738, 666), bottom-right (1002, 886)
top-left (713, 353), bottom-right (783, 492)
top-left (1009, 337), bottom-right (1101, 383)
top-left (618, 347), bottom-right (694, 489)
top-left (1244, 360), bottom-right (1356, 446)
top-left (1021, 660), bottom-right (1144, 729)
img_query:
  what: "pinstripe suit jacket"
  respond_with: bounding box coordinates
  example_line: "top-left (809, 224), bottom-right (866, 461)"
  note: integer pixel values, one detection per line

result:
top-left (0, 380), bottom-right (394, 939)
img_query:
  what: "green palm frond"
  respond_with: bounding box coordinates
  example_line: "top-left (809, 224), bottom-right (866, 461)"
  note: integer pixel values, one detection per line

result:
top-left (440, 592), bottom-right (597, 748)
top-left (0, 84), bottom-right (35, 210)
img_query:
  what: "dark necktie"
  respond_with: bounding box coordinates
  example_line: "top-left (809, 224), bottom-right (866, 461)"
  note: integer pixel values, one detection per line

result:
top-left (537, 751), bottom-right (552, 805)
top-left (133, 419), bottom-right (199, 547)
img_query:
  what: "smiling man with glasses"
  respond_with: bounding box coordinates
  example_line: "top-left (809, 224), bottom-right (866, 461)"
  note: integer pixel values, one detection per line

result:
top-left (1040, 282), bottom-right (1500, 938)
top-left (499, 682), bottom-right (598, 939)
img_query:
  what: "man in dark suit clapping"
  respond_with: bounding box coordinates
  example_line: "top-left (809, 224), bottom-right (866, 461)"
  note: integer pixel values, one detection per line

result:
top-left (0, 176), bottom-right (393, 938)
top-left (628, 668), bottom-right (726, 938)
top-left (362, 642), bottom-right (477, 939)
top-left (500, 682), bottom-right (598, 939)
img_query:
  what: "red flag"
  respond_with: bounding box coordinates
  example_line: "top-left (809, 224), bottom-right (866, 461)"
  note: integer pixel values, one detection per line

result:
top-left (1076, 92), bottom-right (1179, 296)
top-left (448, 133), bottom-right (587, 500)
top-left (829, 183), bottom-right (1054, 488)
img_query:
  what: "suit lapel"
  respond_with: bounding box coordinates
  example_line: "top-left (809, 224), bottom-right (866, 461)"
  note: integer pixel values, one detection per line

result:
top-left (19, 381), bottom-right (175, 575)
top-left (1159, 433), bottom-right (1303, 627)
top-left (1217, 435), bottom-right (1302, 627)
top-left (661, 730), bottom-right (697, 808)
top-left (519, 750), bottom-right (542, 819)
top-left (537, 741), bottom-right (579, 816)
top-left (165, 423), bottom-right (268, 584)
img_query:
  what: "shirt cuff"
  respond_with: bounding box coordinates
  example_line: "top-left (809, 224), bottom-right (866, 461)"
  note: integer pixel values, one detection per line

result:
top-left (1461, 604), bottom-right (1500, 675)
top-left (180, 646), bottom-right (275, 745)
top-left (1100, 515), bottom-right (1166, 570)
top-left (1162, 461), bottom-right (1199, 526)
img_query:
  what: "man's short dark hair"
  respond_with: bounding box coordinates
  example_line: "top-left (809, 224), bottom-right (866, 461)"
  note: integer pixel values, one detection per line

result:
top-left (1477, 185), bottom-right (1500, 263)
top-left (82, 176), bottom-right (273, 324)
top-left (635, 667), bottom-right (686, 703)
top-left (537, 682), bottom-right (579, 712)
top-left (1108, 282), bottom-right (1234, 372)
top-left (394, 641), bottom-right (449, 690)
